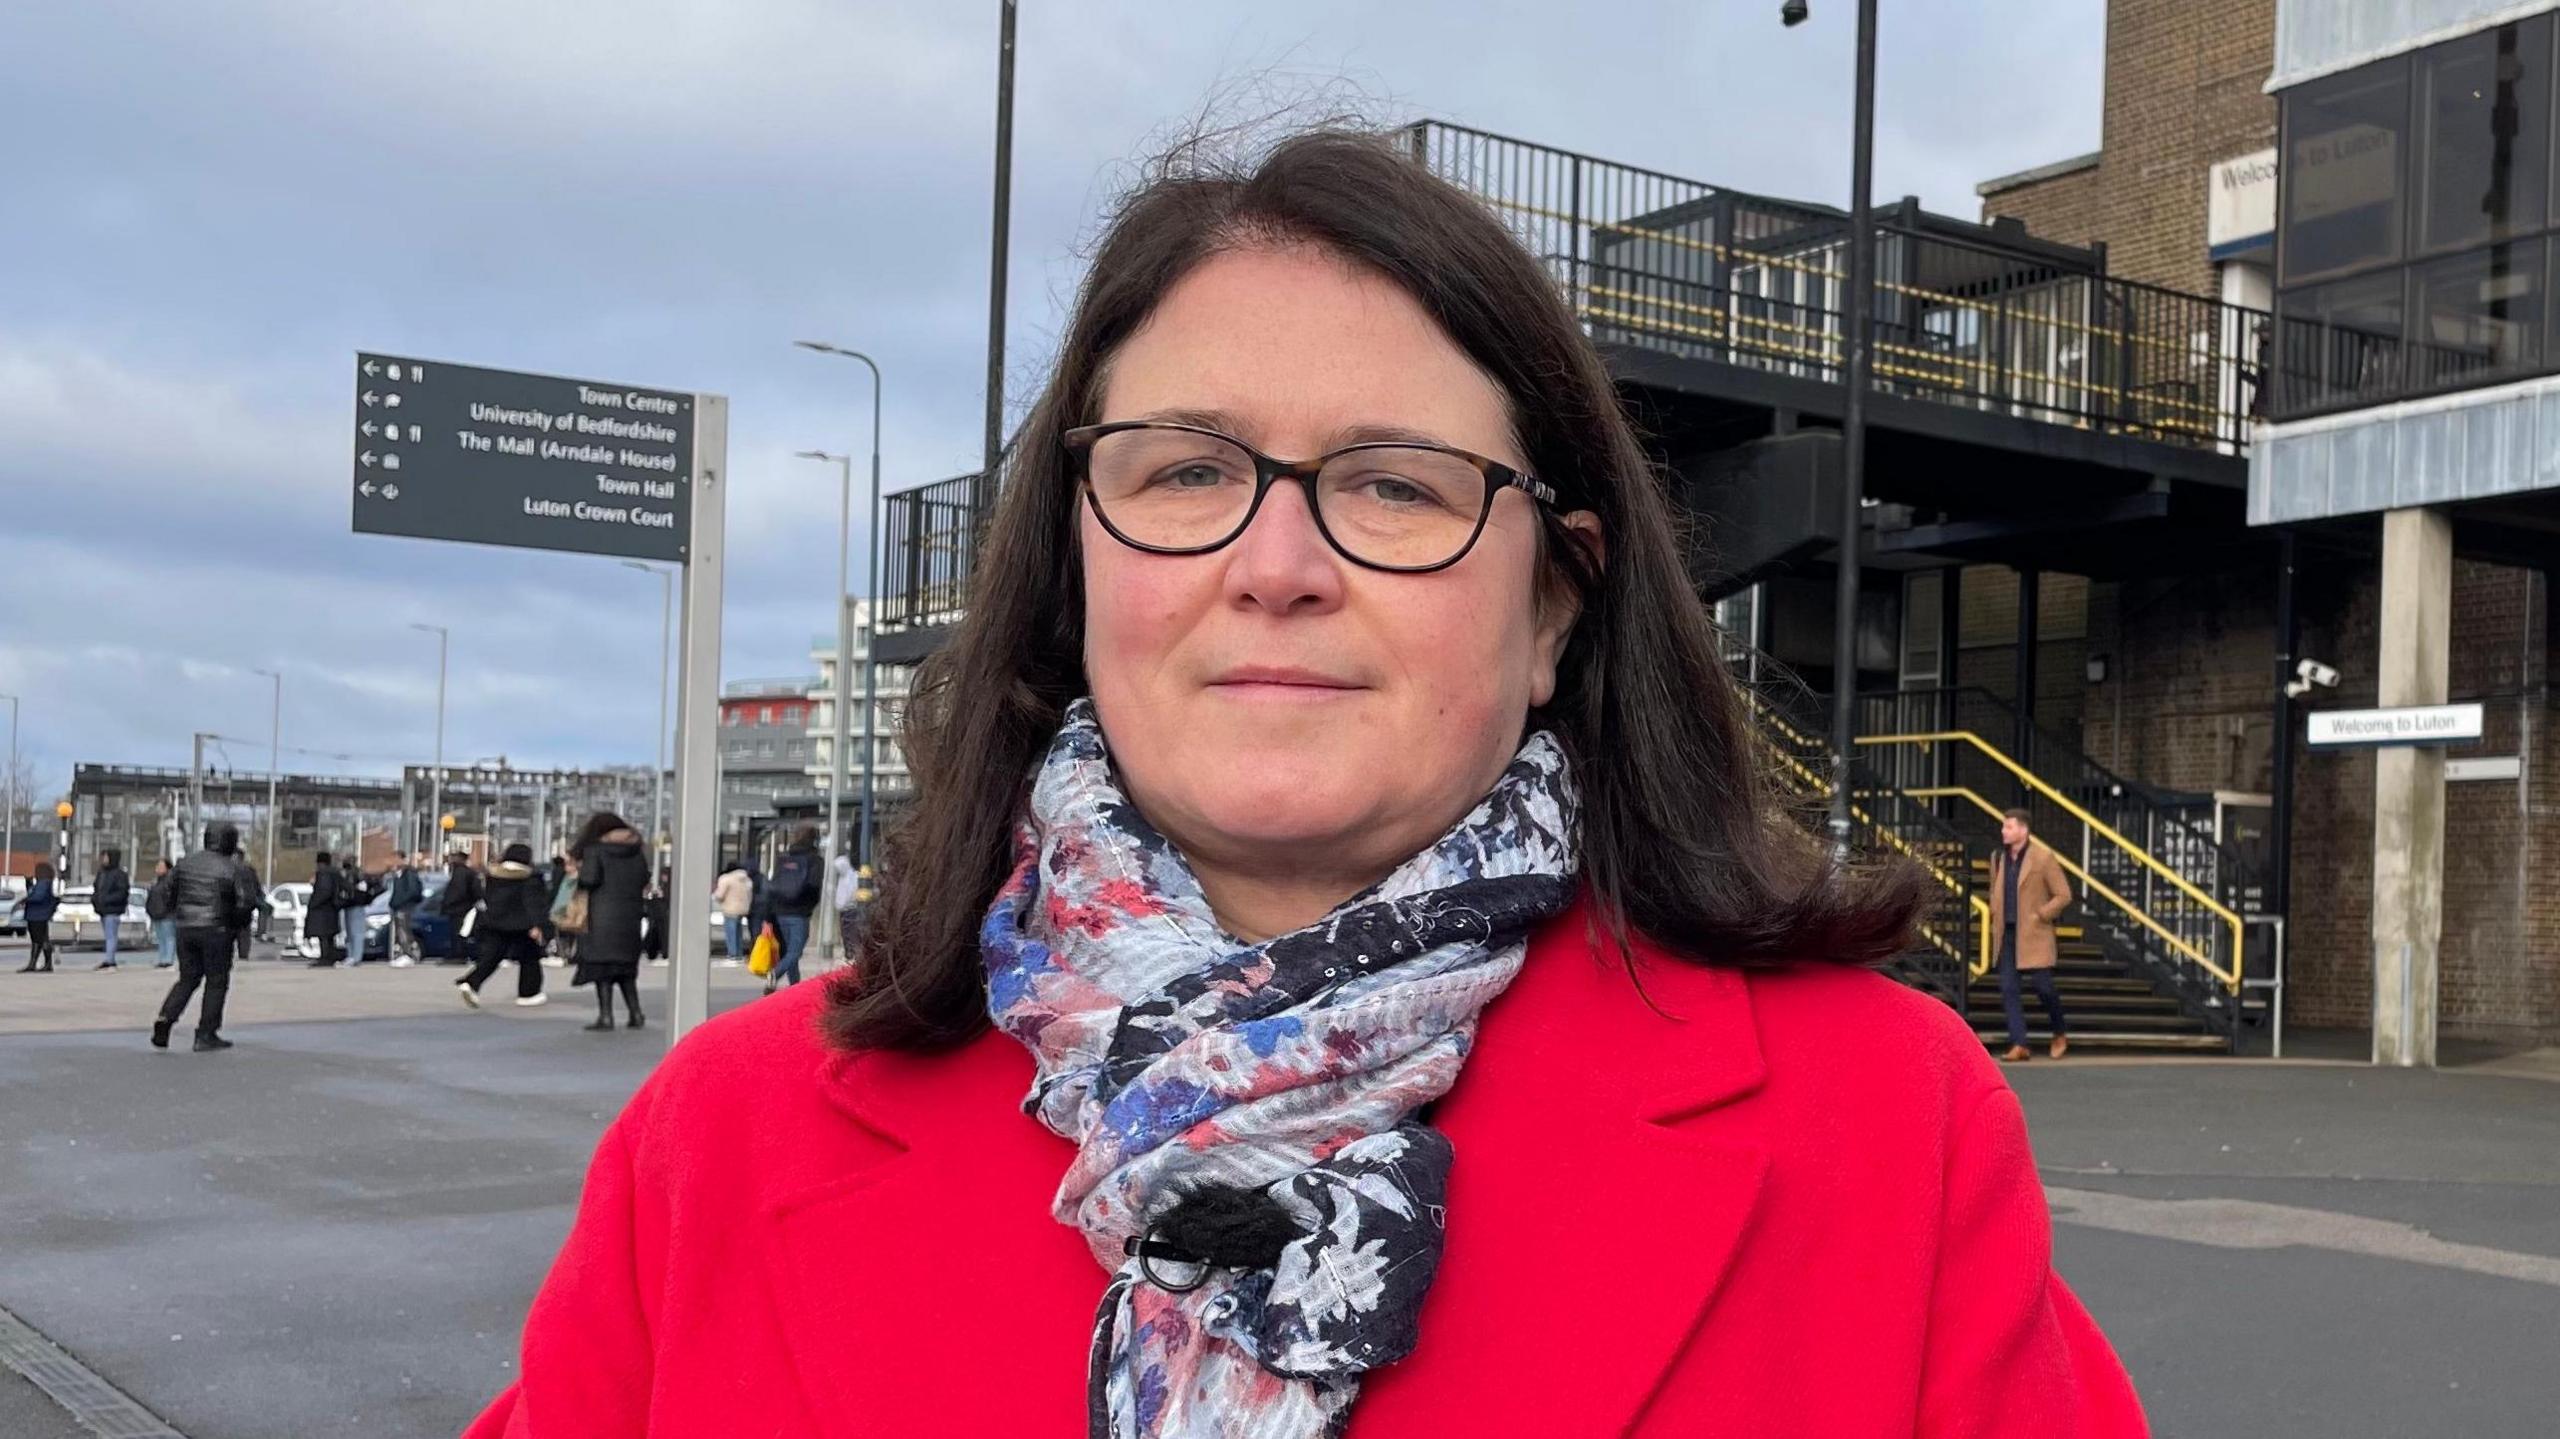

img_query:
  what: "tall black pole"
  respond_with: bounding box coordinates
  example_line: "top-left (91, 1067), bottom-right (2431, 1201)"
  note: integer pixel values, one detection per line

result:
top-left (2270, 531), bottom-right (2299, 918)
top-left (983, 0), bottom-right (1017, 477)
top-left (1826, 0), bottom-right (1880, 859)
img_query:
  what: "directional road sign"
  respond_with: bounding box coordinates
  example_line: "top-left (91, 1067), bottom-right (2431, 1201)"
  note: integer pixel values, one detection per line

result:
top-left (350, 353), bottom-right (695, 562)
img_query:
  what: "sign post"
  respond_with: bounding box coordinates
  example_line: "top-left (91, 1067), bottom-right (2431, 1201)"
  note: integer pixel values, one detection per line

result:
top-left (351, 353), bottom-right (724, 1040)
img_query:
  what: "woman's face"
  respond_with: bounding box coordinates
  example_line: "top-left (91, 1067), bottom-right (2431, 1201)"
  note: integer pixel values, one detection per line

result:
top-left (1082, 244), bottom-right (1587, 898)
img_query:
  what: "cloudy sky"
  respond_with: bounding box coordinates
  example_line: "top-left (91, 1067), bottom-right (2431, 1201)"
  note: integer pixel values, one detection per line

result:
top-left (0, 0), bottom-right (2101, 798)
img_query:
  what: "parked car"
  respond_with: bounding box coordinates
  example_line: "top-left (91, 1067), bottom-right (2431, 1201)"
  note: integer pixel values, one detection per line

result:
top-left (0, 876), bottom-right (25, 935)
top-left (267, 882), bottom-right (312, 946)
top-left (41, 885), bottom-right (152, 951)
top-left (285, 871), bottom-right (465, 962)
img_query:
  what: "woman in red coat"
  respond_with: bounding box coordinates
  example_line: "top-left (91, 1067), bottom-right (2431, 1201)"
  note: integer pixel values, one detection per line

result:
top-left (470, 128), bottom-right (2144, 1438)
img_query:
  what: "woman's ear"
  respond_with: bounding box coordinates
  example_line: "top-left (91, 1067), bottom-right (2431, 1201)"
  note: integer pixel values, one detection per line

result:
top-left (1528, 511), bottom-right (1605, 707)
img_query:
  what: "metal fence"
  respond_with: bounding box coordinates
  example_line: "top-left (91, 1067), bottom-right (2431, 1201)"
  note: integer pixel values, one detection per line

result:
top-left (878, 472), bottom-right (996, 635)
top-left (1411, 120), bottom-right (2267, 454)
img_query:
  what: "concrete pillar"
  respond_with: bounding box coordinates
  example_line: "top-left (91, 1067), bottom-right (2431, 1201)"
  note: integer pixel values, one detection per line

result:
top-left (2371, 506), bottom-right (2452, 1067)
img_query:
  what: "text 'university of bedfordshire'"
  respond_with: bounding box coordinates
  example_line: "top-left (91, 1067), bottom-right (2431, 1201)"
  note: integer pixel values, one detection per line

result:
top-left (349, 352), bottom-right (696, 563)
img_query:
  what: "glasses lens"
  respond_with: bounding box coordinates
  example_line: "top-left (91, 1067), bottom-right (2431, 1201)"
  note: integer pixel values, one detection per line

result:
top-left (1084, 428), bottom-right (1257, 550)
top-left (1316, 447), bottom-right (1490, 568)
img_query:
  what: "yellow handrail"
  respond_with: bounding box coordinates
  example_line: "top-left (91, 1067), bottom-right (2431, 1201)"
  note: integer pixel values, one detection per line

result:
top-left (1865, 734), bottom-right (2244, 990)
top-left (1741, 695), bottom-right (1994, 977)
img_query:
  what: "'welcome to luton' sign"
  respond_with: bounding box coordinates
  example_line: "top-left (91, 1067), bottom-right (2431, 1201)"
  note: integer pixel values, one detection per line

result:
top-left (2306, 703), bottom-right (2484, 749)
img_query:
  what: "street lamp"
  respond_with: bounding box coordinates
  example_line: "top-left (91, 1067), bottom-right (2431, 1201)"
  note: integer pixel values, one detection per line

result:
top-left (252, 668), bottom-right (281, 884)
top-left (793, 446), bottom-right (856, 950)
top-left (410, 623), bottom-right (448, 857)
top-left (1784, 0), bottom-right (1880, 861)
top-left (793, 341), bottom-right (887, 905)
top-left (621, 561), bottom-right (673, 858)
top-left (1, 692), bottom-right (17, 875)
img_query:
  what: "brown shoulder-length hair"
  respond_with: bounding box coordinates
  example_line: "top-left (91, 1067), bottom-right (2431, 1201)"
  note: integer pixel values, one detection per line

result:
top-left (827, 126), bottom-right (1924, 1053)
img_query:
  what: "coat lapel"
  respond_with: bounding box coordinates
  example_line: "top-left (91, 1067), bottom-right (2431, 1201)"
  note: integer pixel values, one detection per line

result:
top-left (755, 903), bottom-right (1772, 1438)
top-left (1352, 910), bottom-right (1771, 1437)
top-left (757, 1037), bottom-right (1104, 1435)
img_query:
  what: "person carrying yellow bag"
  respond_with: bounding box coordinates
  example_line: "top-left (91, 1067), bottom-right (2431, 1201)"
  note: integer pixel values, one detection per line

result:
top-left (747, 921), bottom-right (779, 979)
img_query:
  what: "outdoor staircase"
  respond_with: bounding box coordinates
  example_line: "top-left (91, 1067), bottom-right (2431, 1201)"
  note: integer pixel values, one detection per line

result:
top-left (1725, 645), bottom-right (2267, 1052)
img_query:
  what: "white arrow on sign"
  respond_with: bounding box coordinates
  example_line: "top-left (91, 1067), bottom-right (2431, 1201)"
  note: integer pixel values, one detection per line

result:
top-left (359, 480), bottom-right (377, 497)
top-left (363, 359), bottom-right (380, 376)
top-left (359, 451), bottom-right (377, 467)
top-left (359, 420), bottom-right (378, 437)
top-left (361, 390), bottom-right (378, 407)
top-left (381, 483), bottom-right (399, 500)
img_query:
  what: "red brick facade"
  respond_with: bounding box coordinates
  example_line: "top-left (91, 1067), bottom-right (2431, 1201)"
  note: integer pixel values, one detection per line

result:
top-left (1978, 0), bottom-right (2278, 297)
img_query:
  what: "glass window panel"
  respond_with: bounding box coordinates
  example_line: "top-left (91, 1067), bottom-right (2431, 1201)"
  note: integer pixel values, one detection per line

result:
top-left (2282, 60), bottom-right (2412, 283)
top-left (2416, 19), bottom-right (2551, 254)
top-left (2273, 271), bottom-right (2406, 415)
top-left (2410, 240), bottom-right (2545, 390)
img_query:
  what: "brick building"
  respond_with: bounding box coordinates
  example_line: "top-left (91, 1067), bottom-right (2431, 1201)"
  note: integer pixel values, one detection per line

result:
top-left (1960, 0), bottom-right (2560, 1052)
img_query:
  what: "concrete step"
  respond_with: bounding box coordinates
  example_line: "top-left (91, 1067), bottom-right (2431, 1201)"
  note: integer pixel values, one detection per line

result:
top-left (1975, 1029), bottom-right (2229, 1052)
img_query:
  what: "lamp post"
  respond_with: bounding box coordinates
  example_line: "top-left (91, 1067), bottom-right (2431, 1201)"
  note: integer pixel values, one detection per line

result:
top-left (55, 799), bottom-right (73, 878)
top-left (1785, 0), bottom-right (1880, 860)
top-left (621, 561), bottom-right (673, 860)
top-left (1, 692), bottom-right (17, 876)
top-left (793, 446), bottom-right (855, 954)
top-left (410, 623), bottom-right (448, 856)
top-left (792, 341), bottom-right (887, 901)
top-left (252, 668), bottom-right (281, 885)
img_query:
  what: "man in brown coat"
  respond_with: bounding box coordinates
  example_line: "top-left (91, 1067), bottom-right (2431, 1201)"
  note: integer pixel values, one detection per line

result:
top-left (1989, 806), bottom-right (2073, 1061)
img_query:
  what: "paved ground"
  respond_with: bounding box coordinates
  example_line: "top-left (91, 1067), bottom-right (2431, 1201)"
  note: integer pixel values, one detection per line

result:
top-left (1, 955), bottom-right (2555, 1438)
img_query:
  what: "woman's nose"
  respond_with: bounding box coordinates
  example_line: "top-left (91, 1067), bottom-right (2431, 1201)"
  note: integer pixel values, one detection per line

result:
top-left (1222, 479), bottom-right (1346, 614)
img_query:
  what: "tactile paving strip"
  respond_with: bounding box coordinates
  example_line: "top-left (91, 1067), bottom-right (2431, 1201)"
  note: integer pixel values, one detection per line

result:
top-left (0, 1302), bottom-right (184, 1438)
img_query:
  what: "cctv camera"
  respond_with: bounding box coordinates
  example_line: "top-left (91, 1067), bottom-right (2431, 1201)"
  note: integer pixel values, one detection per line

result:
top-left (2295, 658), bottom-right (2340, 689)
top-left (1781, 1), bottom-right (1810, 24)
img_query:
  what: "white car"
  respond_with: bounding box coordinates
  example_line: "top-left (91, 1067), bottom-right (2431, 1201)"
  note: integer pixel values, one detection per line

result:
top-left (47, 885), bottom-right (153, 950)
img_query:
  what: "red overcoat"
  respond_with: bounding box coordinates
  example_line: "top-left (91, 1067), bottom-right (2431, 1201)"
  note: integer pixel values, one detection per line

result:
top-left (468, 901), bottom-right (2145, 1436)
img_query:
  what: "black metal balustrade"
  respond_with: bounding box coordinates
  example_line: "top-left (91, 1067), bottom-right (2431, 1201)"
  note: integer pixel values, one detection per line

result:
top-left (1409, 120), bottom-right (2268, 454)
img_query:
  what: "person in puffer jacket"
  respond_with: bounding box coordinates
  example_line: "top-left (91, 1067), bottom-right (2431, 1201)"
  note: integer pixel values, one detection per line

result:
top-left (152, 824), bottom-right (260, 1052)
top-left (456, 843), bottom-right (551, 1009)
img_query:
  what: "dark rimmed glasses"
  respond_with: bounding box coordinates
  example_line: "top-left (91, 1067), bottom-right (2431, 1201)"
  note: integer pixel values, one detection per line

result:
top-left (1063, 421), bottom-right (1559, 573)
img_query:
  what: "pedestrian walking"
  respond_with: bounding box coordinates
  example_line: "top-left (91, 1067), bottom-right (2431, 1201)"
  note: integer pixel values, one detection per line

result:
top-left (306, 851), bottom-right (344, 967)
top-left (757, 823), bottom-right (822, 993)
top-left (16, 862), bottom-right (59, 972)
top-left (712, 861), bottom-right (752, 967)
top-left (336, 854), bottom-right (375, 964)
top-left (152, 822), bottom-right (258, 1052)
top-left (639, 867), bottom-right (671, 966)
top-left (386, 850), bottom-right (429, 965)
top-left (829, 846), bottom-right (860, 960)
top-left (468, 128), bottom-right (2140, 1437)
top-left (1991, 806), bottom-right (2075, 1062)
top-left (456, 843), bottom-right (550, 1009)
top-left (91, 848), bottom-right (130, 969)
top-left (435, 850), bottom-right (482, 966)
top-left (234, 856), bottom-right (270, 963)
top-left (146, 858), bottom-right (178, 967)
top-left (569, 812), bottom-right (647, 1031)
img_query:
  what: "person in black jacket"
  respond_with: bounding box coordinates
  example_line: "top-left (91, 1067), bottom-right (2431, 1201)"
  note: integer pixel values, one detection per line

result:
top-left (385, 850), bottom-right (428, 965)
top-left (758, 824), bottom-right (824, 994)
top-left (570, 812), bottom-right (649, 1032)
top-left (456, 843), bottom-right (550, 1009)
top-left (234, 858), bottom-right (270, 963)
top-left (435, 851), bottom-right (482, 966)
top-left (91, 849), bottom-right (130, 970)
top-left (336, 855), bottom-right (376, 964)
top-left (152, 824), bottom-right (259, 1052)
top-left (16, 862), bottom-right (60, 972)
top-left (307, 851), bottom-right (344, 967)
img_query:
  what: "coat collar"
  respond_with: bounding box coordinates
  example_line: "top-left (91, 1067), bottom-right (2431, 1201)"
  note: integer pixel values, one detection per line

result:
top-left (758, 898), bottom-right (1770, 1435)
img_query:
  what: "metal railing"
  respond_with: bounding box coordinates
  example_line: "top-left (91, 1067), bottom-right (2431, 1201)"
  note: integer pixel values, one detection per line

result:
top-left (878, 471), bottom-right (996, 635)
top-left (1851, 689), bottom-right (2258, 1031)
top-left (1725, 643), bottom-right (1984, 1003)
top-left (1412, 120), bottom-right (2267, 454)
top-left (2264, 308), bottom-right (2532, 422)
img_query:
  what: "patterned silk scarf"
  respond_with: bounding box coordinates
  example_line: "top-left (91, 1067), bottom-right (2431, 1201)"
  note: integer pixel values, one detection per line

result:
top-left (984, 700), bottom-right (1579, 1439)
